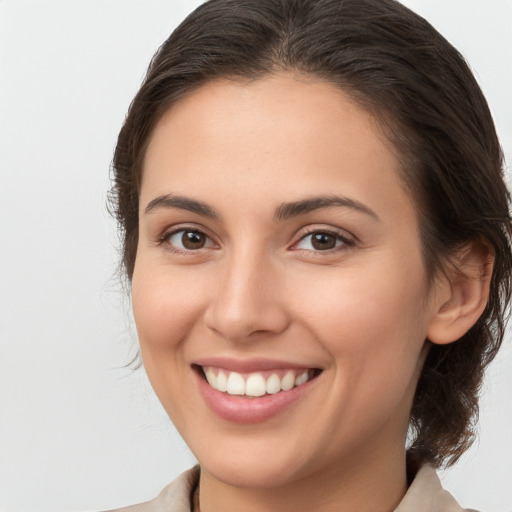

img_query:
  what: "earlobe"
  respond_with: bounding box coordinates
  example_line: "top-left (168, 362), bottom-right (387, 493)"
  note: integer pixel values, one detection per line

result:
top-left (427, 239), bottom-right (494, 346)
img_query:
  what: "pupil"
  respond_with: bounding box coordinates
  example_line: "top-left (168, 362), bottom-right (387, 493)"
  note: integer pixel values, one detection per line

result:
top-left (312, 233), bottom-right (335, 250)
top-left (182, 231), bottom-right (205, 249)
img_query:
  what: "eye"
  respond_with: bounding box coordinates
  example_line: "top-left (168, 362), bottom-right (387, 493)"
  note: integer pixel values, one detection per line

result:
top-left (293, 230), bottom-right (352, 252)
top-left (164, 229), bottom-right (215, 251)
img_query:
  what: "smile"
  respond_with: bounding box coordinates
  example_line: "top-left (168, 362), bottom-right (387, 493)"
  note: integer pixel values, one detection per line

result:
top-left (193, 360), bottom-right (323, 423)
top-left (201, 366), bottom-right (317, 397)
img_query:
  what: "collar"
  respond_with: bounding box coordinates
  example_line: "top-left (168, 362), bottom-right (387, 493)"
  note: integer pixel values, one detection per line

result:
top-left (108, 464), bottom-right (466, 512)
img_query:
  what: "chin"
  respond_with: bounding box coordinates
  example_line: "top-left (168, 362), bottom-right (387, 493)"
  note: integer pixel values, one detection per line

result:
top-left (202, 454), bottom-right (307, 489)
top-left (188, 429), bottom-right (326, 491)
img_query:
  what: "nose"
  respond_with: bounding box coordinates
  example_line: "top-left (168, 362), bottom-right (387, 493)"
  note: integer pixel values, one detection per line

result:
top-left (204, 248), bottom-right (290, 341)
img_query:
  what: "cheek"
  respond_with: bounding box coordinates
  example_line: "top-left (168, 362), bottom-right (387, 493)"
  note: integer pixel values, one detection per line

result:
top-left (295, 261), bottom-right (429, 382)
top-left (131, 264), bottom-right (207, 356)
top-left (131, 264), bottom-right (211, 420)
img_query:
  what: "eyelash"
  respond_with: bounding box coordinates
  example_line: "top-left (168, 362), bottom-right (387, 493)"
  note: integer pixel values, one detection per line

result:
top-left (291, 227), bottom-right (355, 253)
top-left (158, 226), bottom-right (216, 254)
top-left (158, 226), bottom-right (355, 254)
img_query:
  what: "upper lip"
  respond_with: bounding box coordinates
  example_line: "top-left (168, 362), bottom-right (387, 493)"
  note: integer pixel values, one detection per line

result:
top-left (193, 356), bottom-right (319, 373)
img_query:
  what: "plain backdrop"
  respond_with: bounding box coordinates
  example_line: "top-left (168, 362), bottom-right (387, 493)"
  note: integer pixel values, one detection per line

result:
top-left (0, 1), bottom-right (511, 511)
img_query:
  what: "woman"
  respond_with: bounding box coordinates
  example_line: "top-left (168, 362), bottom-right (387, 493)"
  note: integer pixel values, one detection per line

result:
top-left (108, 0), bottom-right (512, 510)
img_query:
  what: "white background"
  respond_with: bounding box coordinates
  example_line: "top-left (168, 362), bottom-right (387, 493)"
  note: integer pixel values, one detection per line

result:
top-left (0, 1), bottom-right (511, 511)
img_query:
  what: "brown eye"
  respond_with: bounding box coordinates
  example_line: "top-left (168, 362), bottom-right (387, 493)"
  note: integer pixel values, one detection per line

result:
top-left (167, 229), bottom-right (214, 251)
top-left (311, 233), bottom-right (337, 250)
top-left (182, 231), bottom-right (206, 249)
top-left (294, 230), bottom-right (352, 252)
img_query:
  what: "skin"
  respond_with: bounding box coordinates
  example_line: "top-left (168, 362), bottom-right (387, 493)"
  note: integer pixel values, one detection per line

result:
top-left (131, 73), bottom-right (488, 512)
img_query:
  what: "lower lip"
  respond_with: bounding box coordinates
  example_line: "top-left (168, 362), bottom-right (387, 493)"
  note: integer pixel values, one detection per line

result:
top-left (195, 370), bottom-right (317, 424)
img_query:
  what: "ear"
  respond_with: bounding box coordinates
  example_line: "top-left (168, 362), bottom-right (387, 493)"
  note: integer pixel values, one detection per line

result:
top-left (427, 238), bottom-right (494, 345)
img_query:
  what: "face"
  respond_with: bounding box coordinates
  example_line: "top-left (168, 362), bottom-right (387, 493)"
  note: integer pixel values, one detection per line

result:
top-left (132, 73), bottom-right (441, 489)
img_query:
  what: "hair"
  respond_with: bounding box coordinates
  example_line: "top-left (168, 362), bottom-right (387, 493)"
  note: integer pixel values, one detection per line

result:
top-left (110, 0), bottom-right (512, 468)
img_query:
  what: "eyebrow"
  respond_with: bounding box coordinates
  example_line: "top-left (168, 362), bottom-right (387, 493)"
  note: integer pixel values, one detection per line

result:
top-left (143, 193), bottom-right (379, 222)
top-left (144, 194), bottom-right (220, 219)
top-left (273, 195), bottom-right (379, 221)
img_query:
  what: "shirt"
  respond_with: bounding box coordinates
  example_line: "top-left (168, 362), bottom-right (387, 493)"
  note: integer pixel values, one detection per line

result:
top-left (107, 465), bottom-right (476, 512)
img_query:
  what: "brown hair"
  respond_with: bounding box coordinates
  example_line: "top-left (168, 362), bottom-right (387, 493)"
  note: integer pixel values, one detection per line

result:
top-left (111, 0), bottom-right (512, 467)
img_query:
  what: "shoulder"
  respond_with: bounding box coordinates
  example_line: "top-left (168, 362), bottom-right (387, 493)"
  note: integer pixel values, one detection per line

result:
top-left (102, 464), bottom-right (481, 512)
top-left (396, 464), bottom-right (481, 512)
top-left (104, 466), bottom-right (199, 512)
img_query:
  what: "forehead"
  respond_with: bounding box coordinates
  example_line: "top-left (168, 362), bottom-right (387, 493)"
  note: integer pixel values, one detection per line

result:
top-left (142, 73), bottom-right (413, 223)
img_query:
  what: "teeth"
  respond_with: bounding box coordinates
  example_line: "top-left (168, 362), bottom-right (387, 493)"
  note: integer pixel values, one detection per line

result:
top-left (295, 370), bottom-right (308, 386)
top-left (266, 373), bottom-right (281, 394)
top-left (216, 371), bottom-right (228, 392)
top-left (246, 374), bottom-right (267, 397)
top-left (203, 367), bottom-right (315, 396)
top-left (205, 368), bottom-right (217, 387)
top-left (281, 371), bottom-right (295, 391)
top-left (226, 372), bottom-right (245, 395)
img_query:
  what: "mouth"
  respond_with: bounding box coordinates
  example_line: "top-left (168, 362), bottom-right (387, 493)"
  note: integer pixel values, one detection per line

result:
top-left (195, 365), bottom-right (322, 398)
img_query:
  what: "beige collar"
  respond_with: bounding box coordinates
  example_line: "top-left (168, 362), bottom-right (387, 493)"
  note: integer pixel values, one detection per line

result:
top-left (108, 464), bottom-right (467, 512)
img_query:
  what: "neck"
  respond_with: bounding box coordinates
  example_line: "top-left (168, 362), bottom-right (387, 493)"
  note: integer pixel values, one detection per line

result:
top-left (197, 446), bottom-right (408, 512)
